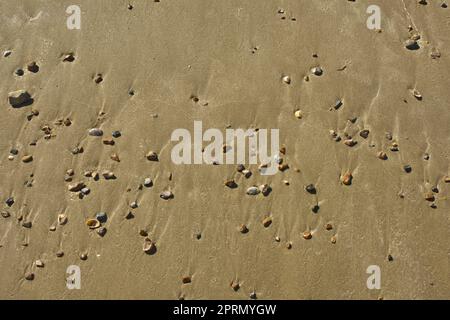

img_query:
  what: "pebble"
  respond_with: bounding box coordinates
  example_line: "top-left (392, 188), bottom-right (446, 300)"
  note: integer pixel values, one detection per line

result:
top-left (96, 212), bottom-right (107, 223)
top-left (262, 216), bottom-right (272, 228)
top-left (58, 214), bottom-right (68, 225)
top-left (144, 178), bottom-right (153, 187)
top-left (341, 172), bottom-right (353, 186)
top-left (8, 90), bottom-right (33, 107)
top-left (182, 276), bottom-right (192, 284)
top-left (360, 130), bottom-right (370, 139)
top-left (405, 39), bottom-right (419, 50)
top-left (160, 190), bottom-right (174, 200)
top-left (112, 130), bottom-right (121, 138)
top-left (97, 227), bottom-right (107, 237)
top-left (81, 187), bottom-right (90, 195)
top-left (231, 281), bottom-right (240, 291)
top-left (130, 201), bottom-right (139, 209)
top-left (5, 197), bottom-right (14, 207)
top-left (344, 139), bottom-right (357, 147)
top-left (311, 204), bottom-right (320, 213)
top-left (80, 253), bottom-right (88, 261)
top-left (22, 221), bottom-right (32, 228)
top-left (411, 89), bottom-right (422, 100)
top-left (125, 211), bottom-right (135, 220)
top-left (25, 273), bottom-right (35, 281)
top-left (22, 155), bottom-right (33, 163)
top-left (242, 169), bottom-right (252, 178)
top-left (224, 180), bottom-right (238, 188)
top-left (325, 223), bottom-right (333, 231)
top-left (27, 62), bottom-right (39, 73)
top-left (236, 164), bottom-right (245, 172)
top-left (404, 165), bottom-right (412, 173)
top-left (331, 236), bottom-right (337, 244)
top-left (35, 260), bottom-right (44, 268)
top-left (94, 74), bottom-right (103, 84)
top-left (103, 139), bottom-right (115, 146)
top-left (333, 99), bottom-right (343, 110)
top-left (72, 146), bottom-right (84, 154)
top-left (424, 192), bottom-right (435, 202)
top-left (49, 225), bottom-right (56, 231)
top-left (377, 151), bottom-right (388, 160)
top-left (1, 210), bottom-right (10, 218)
top-left (390, 142), bottom-right (399, 152)
top-left (102, 171), bottom-right (116, 180)
top-left (282, 75), bottom-right (291, 84)
top-left (146, 151), bottom-right (159, 161)
top-left (239, 224), bottom-right (249, 234)
top-left (250, 292), bottom-right (257, 299)
top-left (68, 182), bottom-right (85, 192)
top-left (305, 184), bottom-right (316, 194)
top-left (143, 238), bottom-right (156, 254)
top-left (259, 184), bottom-right (271, 196)
top-left (311, 66), bottom-right (323, 76)
top-left (88, 128), bottom-right (103, 137)
top-left (139, 230), bottom-right (148, 237)
top-left (8, 155), bottom-right (14, 161)
top-left (246, 186), bottom-right (260, 196)
top-left (303, 231), bottom-right (312, 240)
top-left (63, 54), bottom-right (75, 62)
top-left (109, 153), bottom-right (120, 163)
top-left (10, 148), bottom-right (19, 155)
top-left (3, 50), bottom-right (12, 57)
top-left (56, 251), bottom-right (64, 258)
top-left (294, 110), bottom-right (303, 119)
top-left (86, 218), bottom-right (101, 229)
top-left (444, 176), bottom-right (450, 183)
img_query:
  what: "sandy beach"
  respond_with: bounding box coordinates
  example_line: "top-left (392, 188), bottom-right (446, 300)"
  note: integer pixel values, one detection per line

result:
top-left (0, 0), bottom-right (449, 299)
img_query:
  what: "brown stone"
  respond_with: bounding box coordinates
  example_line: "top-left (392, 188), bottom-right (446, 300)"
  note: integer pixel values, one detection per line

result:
top-left (182, 276), bottom-right (191, 284)
top-left (377, 151), bottom-right (388, 160)
top-left (341, 172), bottom-right (353, 186)
top-left (303, 231), bottom-right (312, 240)
top-left (424, 192), bottom-right (435, 202)
top-left (262, 216), bottom-right (272, 228)
top-left (22, 155), bottom-right (33, 163)
top-left (239, 224), bottom-right (249, 234)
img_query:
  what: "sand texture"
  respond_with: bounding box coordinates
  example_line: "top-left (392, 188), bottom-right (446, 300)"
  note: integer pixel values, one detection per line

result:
top-left (0, 0), bottom-right (449, 299)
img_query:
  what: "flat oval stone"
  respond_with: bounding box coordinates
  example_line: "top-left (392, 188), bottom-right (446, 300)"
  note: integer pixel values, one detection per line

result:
top-left (160, 190), bottom-right (173, 200)
top-left (88, 128), bottom-right (103, 136)
top-left (246, 186), bottom-right (260, 195)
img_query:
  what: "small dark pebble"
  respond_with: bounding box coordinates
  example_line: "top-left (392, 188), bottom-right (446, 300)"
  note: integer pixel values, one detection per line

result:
top-left (5, 197), bottom-right (14, 207)
top-left (305, 184), bottom-right (316, 194)
top-left (112, 131), bottom-right (121, 138)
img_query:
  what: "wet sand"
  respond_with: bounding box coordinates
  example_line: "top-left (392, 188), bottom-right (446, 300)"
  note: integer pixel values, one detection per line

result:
top-left (0, 0), bottom-right (449, 299)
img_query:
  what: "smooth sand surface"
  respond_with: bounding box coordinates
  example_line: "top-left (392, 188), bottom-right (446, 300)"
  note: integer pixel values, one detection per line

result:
top-left (0, 0), bottom-right (449, 299)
